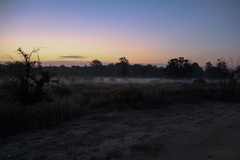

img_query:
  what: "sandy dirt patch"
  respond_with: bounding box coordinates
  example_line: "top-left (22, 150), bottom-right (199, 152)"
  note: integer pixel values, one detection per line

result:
top-left (159, 113), bottom-right (240, 160)
top-left (0, 102), bottom-right (240, 160)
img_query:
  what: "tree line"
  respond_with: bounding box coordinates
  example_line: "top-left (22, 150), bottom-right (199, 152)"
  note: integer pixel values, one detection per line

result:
top-left (0, 56), bottom-right (239, 80)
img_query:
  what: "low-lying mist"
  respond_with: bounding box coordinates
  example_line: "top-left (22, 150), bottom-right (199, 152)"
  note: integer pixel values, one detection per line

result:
top-left (58, 77), bottom-right (194, 85)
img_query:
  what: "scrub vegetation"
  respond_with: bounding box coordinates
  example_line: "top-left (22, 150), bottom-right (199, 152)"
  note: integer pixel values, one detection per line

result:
top-left (0, 48), bottom-right (240, 137)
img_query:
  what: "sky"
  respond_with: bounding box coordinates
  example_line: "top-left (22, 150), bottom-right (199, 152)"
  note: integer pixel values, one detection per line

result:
top-left (0, 0), bottom-right (239, 66)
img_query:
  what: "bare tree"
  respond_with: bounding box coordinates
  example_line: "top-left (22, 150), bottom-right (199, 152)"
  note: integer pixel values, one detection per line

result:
top-left (13, 47), bottom-right (52, 104)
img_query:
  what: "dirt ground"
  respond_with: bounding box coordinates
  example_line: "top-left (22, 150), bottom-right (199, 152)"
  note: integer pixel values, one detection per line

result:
top-left (1, 102), bottom-right (240, 160)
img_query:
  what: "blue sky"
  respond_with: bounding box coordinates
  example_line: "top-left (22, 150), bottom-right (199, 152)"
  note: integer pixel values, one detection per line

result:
top-left (0, 0), bottom-right (239, 66)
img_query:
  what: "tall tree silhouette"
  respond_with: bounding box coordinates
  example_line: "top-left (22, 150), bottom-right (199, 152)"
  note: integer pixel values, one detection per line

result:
top-left (166, 57), bottom-right (193, 79)
top-left (204, 61), bottom-right (217, 79)
top-left (192, 62), bottom-right (204, 78)
top-left (90, 59), bottom-right (103, 76)
top-left (118, 57), bottom-right (129, 78)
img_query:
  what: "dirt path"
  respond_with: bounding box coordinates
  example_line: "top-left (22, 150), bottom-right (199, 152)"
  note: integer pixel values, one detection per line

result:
top-left (122, 113), bottom-right (240, 160)
top-left (1, 102), bottom-right (240, 160)
top-left (161, 113), bottom-right (240, 160)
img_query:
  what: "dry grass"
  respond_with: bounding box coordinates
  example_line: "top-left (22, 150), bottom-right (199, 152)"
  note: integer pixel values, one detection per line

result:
top-left (0, 82), bottom-right (240, 137)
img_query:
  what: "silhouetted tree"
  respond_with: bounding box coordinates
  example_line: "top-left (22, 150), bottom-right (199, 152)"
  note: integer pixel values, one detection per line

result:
top-left (204, 61), bottom-right (217, 79)
top-left (90, 59), bottom-right (104, 76)
top-left (119, 57), bottom-right (129, 64)
top-left (192, 62), bottom-right (204, 78)
top-left (216, 58), bottom-right (229, 78)
top-left (90, 59), bottom-right (103, 67)
top-left (117, 57), bottom-right (129, 78)
top-left (205, 58), bottom-right (240, 101)
top-left (166, 57), bottom-right (193, 79)
top-left (215, 58), bottom-right (234, 100)
top-left (8, 48), bottom-right (52, 105)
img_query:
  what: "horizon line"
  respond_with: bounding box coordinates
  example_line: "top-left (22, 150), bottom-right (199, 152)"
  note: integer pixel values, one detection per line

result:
top-left (0, 60), bottom-right (167, 67)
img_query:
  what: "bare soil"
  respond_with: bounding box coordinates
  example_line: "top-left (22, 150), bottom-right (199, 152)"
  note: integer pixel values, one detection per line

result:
top-left (1, 102), bottom-right (240, 160)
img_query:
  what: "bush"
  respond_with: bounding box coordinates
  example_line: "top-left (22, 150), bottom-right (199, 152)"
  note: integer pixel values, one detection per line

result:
top-left (7, 48), bottom-right (52, 105)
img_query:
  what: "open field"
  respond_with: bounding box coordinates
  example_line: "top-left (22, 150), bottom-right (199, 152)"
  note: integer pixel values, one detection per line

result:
top-left (0, 80), bottom-right (240, 159)
top-left (1, 80), bottom-right (240, 136)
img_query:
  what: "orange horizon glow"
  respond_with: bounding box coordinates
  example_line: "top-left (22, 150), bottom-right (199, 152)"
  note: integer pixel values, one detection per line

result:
top-left (1, 1), bottom-right (239, 67)
top-left (1, 46), bottom-right (236, 67)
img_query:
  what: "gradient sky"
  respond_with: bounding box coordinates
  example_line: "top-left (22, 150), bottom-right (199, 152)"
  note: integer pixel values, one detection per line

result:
top-left (0, 0), bottom-right (239, 66)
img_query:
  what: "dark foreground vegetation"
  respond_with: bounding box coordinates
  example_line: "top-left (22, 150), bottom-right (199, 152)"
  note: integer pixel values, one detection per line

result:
top-left (1, 82), bottom-right (240, 137)
top-left (0, 48), bottom-right (239, 137)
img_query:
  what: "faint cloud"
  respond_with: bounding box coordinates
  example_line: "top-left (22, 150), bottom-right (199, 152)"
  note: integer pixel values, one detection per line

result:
top-left (58, 55), bottom-right (85, 59)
